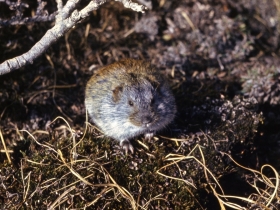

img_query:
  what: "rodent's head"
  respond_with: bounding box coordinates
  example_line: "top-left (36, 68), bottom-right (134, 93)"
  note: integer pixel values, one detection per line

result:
top-left (111, 73), bottom-right (176, 132)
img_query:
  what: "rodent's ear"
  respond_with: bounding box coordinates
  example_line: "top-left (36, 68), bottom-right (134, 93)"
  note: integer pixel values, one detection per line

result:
top-left (112, 85), bottom-right (124, 102)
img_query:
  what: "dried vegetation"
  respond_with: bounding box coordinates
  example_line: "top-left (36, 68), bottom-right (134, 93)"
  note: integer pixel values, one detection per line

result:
top-left (1, 0), bottom-right (280, 209)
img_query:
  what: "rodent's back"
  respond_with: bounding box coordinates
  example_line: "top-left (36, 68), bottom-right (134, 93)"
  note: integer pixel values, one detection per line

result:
top-left (86, 59), bottom-right (163, 87)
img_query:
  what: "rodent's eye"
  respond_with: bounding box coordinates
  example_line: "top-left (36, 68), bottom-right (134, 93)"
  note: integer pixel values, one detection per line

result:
top-left (151, 98), bottom-right (155, 105)
top-left (128, 100), bottom-right (134, 106)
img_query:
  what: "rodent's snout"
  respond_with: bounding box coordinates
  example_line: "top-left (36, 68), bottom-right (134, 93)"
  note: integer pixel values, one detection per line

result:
top-left (129, 112), bottom-right (155, 128)
top-left (141, 115), bottom-right (154, 127)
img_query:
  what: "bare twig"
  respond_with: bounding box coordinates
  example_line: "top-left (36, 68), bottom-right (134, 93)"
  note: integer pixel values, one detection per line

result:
top-left (0, 0), bottom-right (55, 27)
top-left (0, 0), bottom-right (146, 75)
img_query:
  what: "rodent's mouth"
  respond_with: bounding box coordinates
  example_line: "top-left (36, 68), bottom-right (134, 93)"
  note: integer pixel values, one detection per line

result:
top-left (145, 123), bottom-right (152, 128)
top-left (142, 122), bottom-right (157, 131)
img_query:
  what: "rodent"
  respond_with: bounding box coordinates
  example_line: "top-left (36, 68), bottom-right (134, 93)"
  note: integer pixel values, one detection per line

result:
top-left (85, 59), bottom-right (176, 153)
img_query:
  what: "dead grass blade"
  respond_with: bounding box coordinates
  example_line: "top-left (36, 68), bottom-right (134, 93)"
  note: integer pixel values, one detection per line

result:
top-left (0, 129), bottom-right (11, 163)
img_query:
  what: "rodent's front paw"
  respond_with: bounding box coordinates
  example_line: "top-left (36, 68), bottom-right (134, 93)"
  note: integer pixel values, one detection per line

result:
top-left (120, 139), bottom-right (134, 154)
top-left (144, 132), bottom-right (154, 141)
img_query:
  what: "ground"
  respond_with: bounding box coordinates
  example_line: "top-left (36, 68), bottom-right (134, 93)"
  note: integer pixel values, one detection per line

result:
top-left (0, 0), bottom-right (280, 209)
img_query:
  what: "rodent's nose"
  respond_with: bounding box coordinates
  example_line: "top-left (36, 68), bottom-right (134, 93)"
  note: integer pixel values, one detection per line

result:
top-left (142, 116), bottom-right (153, 127)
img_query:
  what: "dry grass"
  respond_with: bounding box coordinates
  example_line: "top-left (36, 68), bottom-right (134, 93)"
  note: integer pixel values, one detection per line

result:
top-left (1, 116), bottom-right (279, 209)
